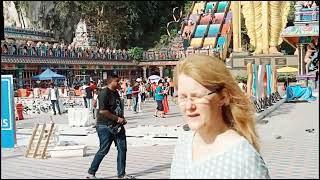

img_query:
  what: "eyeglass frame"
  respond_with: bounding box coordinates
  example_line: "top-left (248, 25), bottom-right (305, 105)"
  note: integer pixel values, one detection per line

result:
top-left (177, 85), bottom-right (224, 105)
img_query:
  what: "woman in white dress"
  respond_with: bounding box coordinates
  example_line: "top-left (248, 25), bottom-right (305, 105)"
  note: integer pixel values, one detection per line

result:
top-left (170, 55), bottom-right (270, 179)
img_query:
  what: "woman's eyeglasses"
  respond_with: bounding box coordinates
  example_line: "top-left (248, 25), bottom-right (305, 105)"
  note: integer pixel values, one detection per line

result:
top-left (178, 86), bottom-right (223, 106)
top-left (178, 91), bottom-right (216, 105)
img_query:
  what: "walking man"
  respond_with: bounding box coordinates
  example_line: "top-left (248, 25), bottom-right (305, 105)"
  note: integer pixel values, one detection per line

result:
top-left (85, 82), bottom-right (94, 112)
top-left (131, 82), bottom-right (140, 113)
top-left (87, 74), bottom-right (133, 179)
top-left (48, 83), bottom-right (61, 115)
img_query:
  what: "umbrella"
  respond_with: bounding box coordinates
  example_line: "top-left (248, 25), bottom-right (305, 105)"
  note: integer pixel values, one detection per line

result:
top-left (277, 66), bottom-right (298, 73)
top-left (277, 66), bottom-right (298, 86)
top-left (148, 75), bottom-right (161, 83)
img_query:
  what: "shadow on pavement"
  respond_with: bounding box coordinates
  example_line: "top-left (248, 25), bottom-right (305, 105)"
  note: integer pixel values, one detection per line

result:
top-left (1, 154), bottom-right (25, 160)
top-left (130, 163), bottom-right (171, 177)
top-left (102, 163), bottom-right (172, 179)
top-left (264, 103), bottom-right (293, 118)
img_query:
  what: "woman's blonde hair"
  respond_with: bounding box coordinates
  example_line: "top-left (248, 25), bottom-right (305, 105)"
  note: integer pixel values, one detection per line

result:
top-left (174, 54), bottom-right (260, 152)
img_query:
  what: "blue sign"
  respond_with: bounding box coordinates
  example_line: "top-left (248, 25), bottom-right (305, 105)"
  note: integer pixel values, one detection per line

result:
top-left (1, 75), bottom-right (16, 148)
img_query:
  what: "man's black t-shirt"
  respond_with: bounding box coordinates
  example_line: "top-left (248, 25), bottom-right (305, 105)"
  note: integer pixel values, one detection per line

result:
top-left (97, 87), bottom-right (124, 126)
top-left (85, 86), bottom-right (93, 99)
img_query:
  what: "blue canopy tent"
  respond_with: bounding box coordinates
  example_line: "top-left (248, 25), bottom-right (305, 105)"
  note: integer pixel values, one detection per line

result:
top-left (32, 68), bottom-right (66, 81)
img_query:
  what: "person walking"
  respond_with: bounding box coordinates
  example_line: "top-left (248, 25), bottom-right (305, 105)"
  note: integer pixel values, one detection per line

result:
top-left (48, 83), bottom-right (61, 115)
top-left (126, 83), bottom-right (133, 110)
top-left (139, 82), bottom-right (146, 103)
top-left (145, 82), bottom-right (151, 101)
top-left (81, 83), bottom-right (88, 108)
top-left (153, 81), bottom-right (165, 118)
top-left (85, 82), bottom-right (94, 112)
top-left (151, 82), bottom-right (157, 100)
top-left (131, 82), bottom-right (140, 113)
top-left (162, 82), bottom-right (170, 114)
top-left (87, 74), bottom-right (133, 179)
top-left (92, 88), bottom-right (100, 121)
top-left (169, 79), bottom-right (175, 97)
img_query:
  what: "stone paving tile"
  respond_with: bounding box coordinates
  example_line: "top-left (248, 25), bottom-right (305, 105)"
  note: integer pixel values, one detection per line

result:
top-left (2, 96), bottom-right (319, 179)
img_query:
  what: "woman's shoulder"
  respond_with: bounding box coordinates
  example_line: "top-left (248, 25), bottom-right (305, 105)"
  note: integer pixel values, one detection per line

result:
top-left (227, 138), bottom-right (270, 178)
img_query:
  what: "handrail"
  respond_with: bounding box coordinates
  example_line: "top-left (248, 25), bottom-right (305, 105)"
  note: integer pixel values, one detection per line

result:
top-left (1, 46), bottom-right (131, 61)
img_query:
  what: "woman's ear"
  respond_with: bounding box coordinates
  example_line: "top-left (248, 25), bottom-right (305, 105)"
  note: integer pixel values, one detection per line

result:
top-left (220, 88), bottom-right (230, 106)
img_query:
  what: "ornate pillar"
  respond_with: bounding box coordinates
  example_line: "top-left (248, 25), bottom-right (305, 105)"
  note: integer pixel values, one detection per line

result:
top-left (18, 68), bottom-right (23, 88)
top-left (148, 67), bottom-right (151, 78)
top-left (143, 66), bottom-right (147, 80)
top-left (128, 70), bottom-right (132, 80)
top-left (298, 44), bottom-right (305, 75)
top-left (231, 2), bottom-right (242, 52)
top-left (158, 66), bottom-right (164, 78)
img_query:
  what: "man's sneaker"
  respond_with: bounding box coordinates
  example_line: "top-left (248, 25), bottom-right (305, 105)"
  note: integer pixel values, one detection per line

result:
top-left (118, 174), bottom-right (135, 179)
top-left (86, 174), bottom-right (97, 179)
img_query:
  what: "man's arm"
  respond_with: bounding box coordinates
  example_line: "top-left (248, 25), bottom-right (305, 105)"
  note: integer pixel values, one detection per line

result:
top-left (99, 109), bottom-right (119, 122)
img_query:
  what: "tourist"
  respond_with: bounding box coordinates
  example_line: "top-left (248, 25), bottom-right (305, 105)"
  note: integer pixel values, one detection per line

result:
top-left (112, 48), bottom-right (117, 59)
top-left (81, 83), bottom-right (88, 108)
top-left (106, 47), bottom-right (111, 59)
top-left (87, 74), bottom-right (133, 179)
top-left (92, 88), bottom-right (100, 121)
top-left (139, 81), bottom-right (146, 103)
top-left (48, 83), bottom-right (61, 115)
top-left (153, 80), bottom-right (165, 118)
top-left (132, 82), bottom-right (140, 113)
top-left (151, 82), bottom-right (157, 100)
top-left (85, 82), bottom-right (94, 112)
top-left (169, 79), bottom-right (175, 97)
top-left (170, 55), bottom-right (270, 179)
top-left (145, 82), bottom-right (151, 101)
top-left (126, 83), bottom-right (133, 110)
top-left (137, 88), bottom-right (142, 113)
top-left (162, 82), bottom-right (170, 114)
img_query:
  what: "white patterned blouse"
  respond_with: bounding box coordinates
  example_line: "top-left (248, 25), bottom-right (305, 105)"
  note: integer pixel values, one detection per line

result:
top-left (170, 131), bottom-right (270, 179)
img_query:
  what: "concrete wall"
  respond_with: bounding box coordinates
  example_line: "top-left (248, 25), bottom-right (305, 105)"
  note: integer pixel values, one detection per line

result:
top-left (227, 54), bottom-right (299, 77)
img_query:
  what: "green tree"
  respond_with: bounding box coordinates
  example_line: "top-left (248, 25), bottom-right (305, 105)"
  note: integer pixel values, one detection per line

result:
top-left (128, 47), bottom-right (144, 64)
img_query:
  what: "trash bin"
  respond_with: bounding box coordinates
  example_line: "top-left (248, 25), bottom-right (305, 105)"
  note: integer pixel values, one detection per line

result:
top-left (16, 103), bottom-right (24, 120)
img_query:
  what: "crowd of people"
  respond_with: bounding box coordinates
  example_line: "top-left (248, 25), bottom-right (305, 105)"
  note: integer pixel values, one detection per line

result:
top-left (1, 41), bottom-right (130, 61)
top-left (65, 76), bottom-right (176, 120)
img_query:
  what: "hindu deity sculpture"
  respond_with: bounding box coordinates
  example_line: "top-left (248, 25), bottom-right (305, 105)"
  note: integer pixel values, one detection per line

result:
top-left (72, 18), bottom-right (98, 50)
top-left (239, 1), bottom-right (291, 55)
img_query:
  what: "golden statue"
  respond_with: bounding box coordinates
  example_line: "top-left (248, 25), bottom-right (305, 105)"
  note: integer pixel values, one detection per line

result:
top-left (235, 1), bottom-right (290, 55)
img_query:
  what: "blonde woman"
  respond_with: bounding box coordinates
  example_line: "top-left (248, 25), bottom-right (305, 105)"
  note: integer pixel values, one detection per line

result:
top-left (170, 55), bottom-right (270, 179)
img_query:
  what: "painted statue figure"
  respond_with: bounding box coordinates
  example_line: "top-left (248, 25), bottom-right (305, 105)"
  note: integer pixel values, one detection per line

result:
top-left (272, 65), bottom-right (278, 93)
top-left (266, 64), bottom-right (272, 97)
top-left (241, 1), bottom-right (291, 55)
top-left (266, 64), bottom-right (273, 105)
top-left (246, 62), bottom-right (253, 97)
top-left (252, 64), bottom-right (257, 98)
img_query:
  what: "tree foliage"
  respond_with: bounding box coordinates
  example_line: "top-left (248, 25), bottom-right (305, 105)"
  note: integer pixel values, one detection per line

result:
top-left (50, 1), bottom-right (187, 49)
top-left (128, 47), bottom-right (144, 63)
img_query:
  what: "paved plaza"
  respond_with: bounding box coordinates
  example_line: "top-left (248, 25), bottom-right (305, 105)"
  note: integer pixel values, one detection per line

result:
top-left (1, 93), bottom-right (319, 179)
